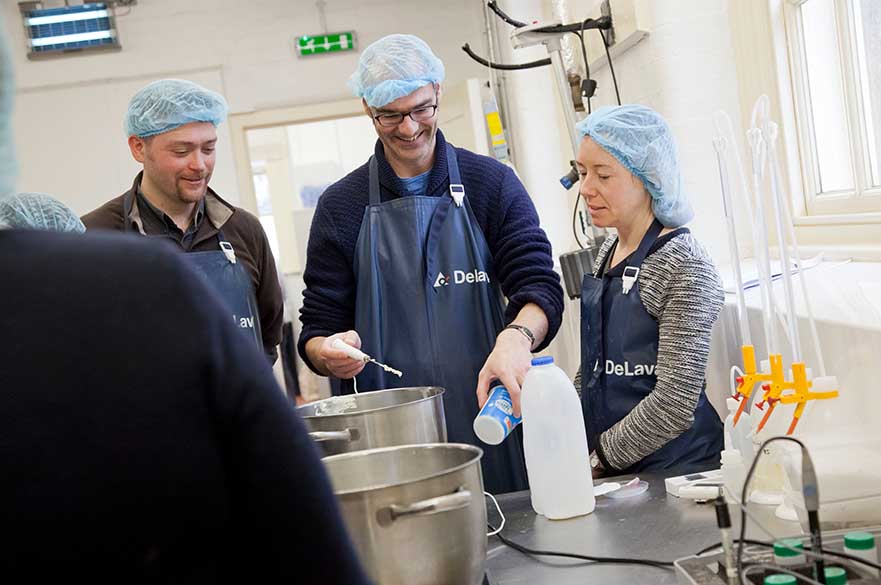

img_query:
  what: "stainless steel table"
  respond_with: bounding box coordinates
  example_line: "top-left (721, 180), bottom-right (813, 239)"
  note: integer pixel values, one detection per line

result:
top-left (485, 472), bottom-right (800, 585)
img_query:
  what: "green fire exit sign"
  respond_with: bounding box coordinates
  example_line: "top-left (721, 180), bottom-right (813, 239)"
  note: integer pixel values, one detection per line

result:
top-left (296, 32), bottom-right (356, 56)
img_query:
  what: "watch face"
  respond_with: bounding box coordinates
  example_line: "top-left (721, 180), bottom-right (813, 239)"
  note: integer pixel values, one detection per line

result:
top-left (590, 453), bottom-right (599, 468)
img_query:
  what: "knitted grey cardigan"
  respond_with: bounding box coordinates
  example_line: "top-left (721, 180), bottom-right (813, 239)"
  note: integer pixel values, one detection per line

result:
top-left (575, 231), bottom-right (724, 471)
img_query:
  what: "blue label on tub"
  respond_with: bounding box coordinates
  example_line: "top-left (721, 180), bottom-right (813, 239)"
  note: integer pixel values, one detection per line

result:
top-left (478, 385), bottom-right (522, 437)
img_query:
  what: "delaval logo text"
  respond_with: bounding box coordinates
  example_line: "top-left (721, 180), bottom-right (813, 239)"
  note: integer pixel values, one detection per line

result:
top-left (605, 359), bottom-right (656, 377)
top-left (433, 269), bottom-right (490, 288)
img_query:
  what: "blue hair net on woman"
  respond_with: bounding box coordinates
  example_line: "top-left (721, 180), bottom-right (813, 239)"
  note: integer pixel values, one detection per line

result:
top-left (0, 193), bottom-right (85, 233)
top-left (348, 34), bottom-right (445, 108)
top-left (125, 79), bottom-right (229, 138)
top-left (576, 104), bottom-right (693, 227)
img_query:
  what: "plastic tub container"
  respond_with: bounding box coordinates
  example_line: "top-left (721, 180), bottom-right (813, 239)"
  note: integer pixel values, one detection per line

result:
top-left (824, 566), bottom-right (848, 585)
top-left (844, 532), bottom-right (879, 577)
top-left (773, 538), bottom-right (806, 566)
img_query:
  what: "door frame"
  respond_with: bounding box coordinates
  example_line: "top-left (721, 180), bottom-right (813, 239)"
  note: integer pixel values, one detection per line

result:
top-left (229, 97), bottom-right (367, 215)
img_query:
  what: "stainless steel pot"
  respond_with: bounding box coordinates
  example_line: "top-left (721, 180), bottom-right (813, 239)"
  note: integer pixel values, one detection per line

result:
top-left (297, 387), bottom-right (446, 456)
top-left (322, 444), bottom-right (486, 585)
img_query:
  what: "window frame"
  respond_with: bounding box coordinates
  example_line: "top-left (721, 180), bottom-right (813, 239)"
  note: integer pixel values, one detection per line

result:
top-left (783, 0), bottom-right (881, 217)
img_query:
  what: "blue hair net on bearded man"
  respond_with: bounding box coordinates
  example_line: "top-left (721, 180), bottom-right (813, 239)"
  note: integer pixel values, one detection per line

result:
top-left (125, 79), bottom-right (229, 138)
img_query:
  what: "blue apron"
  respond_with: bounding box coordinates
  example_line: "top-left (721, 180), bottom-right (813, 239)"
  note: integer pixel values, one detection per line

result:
top-left (580, 219), bottom-right (722, 473)
top-left (123, 192), bottom-right (262, 348)
top-left (350, 145), bottom-right (529, 494)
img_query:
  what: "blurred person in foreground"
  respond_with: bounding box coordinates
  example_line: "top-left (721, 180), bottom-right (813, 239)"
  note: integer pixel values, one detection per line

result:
top-left (0, 18), bottom-right (370, 584)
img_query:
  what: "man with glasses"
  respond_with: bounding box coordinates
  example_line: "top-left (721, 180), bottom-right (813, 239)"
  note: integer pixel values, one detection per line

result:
top-left (298, 34), bottom-right (563, 494)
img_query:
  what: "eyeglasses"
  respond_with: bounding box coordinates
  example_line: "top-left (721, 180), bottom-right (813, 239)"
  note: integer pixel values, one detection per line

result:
top-left (372, 104), bottom-right (438, 128)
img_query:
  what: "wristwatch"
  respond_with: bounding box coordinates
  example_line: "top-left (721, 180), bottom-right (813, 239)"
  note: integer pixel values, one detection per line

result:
top-left (590, 451), bottom-right (603, 471)
top-left (503, 323), bottom-right (535, 349)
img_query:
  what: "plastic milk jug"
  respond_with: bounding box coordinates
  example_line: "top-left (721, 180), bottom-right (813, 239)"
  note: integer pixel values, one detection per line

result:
top-left (521, 356), bottom-right (595, 520)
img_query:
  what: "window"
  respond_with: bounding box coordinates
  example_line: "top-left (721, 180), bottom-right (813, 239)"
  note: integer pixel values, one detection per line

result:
top-left (20, 2), bottom-right (121, 59)
top-left (785, 0), bottom-right (881, 216)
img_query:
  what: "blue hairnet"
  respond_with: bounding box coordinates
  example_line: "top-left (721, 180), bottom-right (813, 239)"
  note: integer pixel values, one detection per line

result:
top-left (0, 13), bottom-right (17, 204)
top-left (576, 105), bottom-right (693, 227)
top-left (0, 192), bottom-right (85, 233)
top-left (125, 79), bottom-right (228, 138)
top-left (348, 34), bottom-right (445, 108)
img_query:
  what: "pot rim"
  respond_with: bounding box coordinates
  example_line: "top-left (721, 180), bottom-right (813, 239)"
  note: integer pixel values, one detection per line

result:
top-left (298, 386), bottom-right (445, 419)
top-left (323, 443), bottom-right (483, 496)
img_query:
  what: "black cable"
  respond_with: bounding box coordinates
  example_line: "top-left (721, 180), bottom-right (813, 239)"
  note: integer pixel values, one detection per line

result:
top-left (486, 1), bottom-right (611, 34)
top-left (494, 530), bottom-right (675, 570)
top-left (572, 191), bottom-right (585, 249)
top-left (536, 17), bottom-right (612, 35)
top-left (597, 28), bottom-right (621, 105)
top-left (461, 43), bottom-right (551, 70)
top-left (571, 25), bottom-right (592, 114)
top-left (803, 546), bottom-right (881, 572)
top-left (737, 436), bottom-right (809, 585)
top-left (486, 0), bottom-right (527, 28)
top-left (696, 539), bottom-right (769, 557)
top-left (697, 538), bottom-right (881, 572)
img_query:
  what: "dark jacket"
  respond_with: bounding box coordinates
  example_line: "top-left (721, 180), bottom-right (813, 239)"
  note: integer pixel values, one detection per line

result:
top-left (82, 173), bottom-right (283, 361)
top-left (297, 130), bottom-right (564, 373)
top-left (0, 229), bottom-right (370, 584)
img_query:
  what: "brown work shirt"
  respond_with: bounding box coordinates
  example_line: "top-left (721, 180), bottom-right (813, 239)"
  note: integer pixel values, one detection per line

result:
top-left (82, 172), bottom-right (284, 362)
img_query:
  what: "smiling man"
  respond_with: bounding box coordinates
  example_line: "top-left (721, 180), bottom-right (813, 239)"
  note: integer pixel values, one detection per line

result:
top-left (83, 79), bottom-right (283, 362)
top-left (298, 34), bottom-right (564, 494)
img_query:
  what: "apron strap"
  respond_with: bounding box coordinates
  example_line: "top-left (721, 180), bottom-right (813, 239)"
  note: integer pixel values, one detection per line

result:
top-left (368, 156), bottom-right (381, 206)
top-left (446, 143), bottom-right (465, 207)
top-left (425, 145), bottom-right (466, 290)
top-left (122, 190), bottom-right (134, 233)
top-left (620, 218), bottom-right (664, 295)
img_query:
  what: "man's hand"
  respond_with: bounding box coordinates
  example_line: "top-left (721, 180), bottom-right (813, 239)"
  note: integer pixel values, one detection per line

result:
top-left (476, 328), bottom-right (533, 417)
top-left (307, 331), bottom-right (366, 379)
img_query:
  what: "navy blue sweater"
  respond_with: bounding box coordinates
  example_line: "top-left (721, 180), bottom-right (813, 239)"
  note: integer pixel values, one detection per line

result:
top-left (0, 230), bottom-right (370, 584)
top-left (298, 131), bottom-right (564, 371)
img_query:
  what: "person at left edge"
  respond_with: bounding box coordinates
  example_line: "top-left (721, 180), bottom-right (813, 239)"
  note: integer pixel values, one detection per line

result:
top-left (82, 79), bottom-right (283, 363)
top-left (298, 34), bottom-right (564, 495)
top-left (0, 192), bottom-right (85, 233)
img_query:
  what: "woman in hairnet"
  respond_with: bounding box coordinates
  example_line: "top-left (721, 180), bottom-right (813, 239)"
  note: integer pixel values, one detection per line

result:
top-left (575, 105), bottom-right (724, 476)
top-left (0, 192), bottom-right (85, 232)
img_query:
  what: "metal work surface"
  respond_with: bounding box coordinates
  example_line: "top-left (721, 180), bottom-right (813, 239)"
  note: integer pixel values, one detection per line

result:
top-left (485, 472), bottom-right (799, 585)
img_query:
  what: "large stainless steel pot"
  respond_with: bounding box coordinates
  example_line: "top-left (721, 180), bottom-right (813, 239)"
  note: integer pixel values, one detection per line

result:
top-left (297, 386), bottom-right (446, 456)
top-left (323, 444), bottom-right (486, 585)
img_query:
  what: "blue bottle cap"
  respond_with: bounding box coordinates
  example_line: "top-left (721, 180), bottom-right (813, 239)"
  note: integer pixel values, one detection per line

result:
top-left (531, 356), bottom-right (554, 366)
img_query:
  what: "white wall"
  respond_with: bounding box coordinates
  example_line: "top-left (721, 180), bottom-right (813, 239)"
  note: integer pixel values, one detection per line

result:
top-left (6, 0), bottom-right (489, 214)
top-left (569, 0), bottom-right (745, 264)
top-left (491, 0), bottom-right (746, 377)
